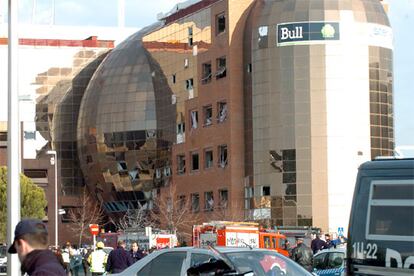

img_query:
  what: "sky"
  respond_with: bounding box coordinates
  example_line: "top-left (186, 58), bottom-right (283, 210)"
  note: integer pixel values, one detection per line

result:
top-left (0, 0), bottom-right (413, 147)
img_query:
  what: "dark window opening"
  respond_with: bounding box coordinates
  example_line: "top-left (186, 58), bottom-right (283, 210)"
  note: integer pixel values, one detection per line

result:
top-left (216, 13), bottom-right (226, 34)
top-left (192, 152), bottom-right (199, 171)
top-left (188, 27), bottom-right (193, 46)
top-left (172, 74), bottom-right (176, 84)
top-left (262, 186), bottom-right (270, 196)
top-left (217, 101), bottom-right (228, 123)
top-left (204, 105), bottom-right (213, 126)
top-left (258, 26), bottom-right (269, 48)
top-left (178, 195), bottom-right (186, 210)
top-left (218, 145), bottom-right (228, 168)
top-left (202, 62), bottom-right (212, 84)
top-left (216, 56), bottom-right (226, 79)
top-left (204, 191), bottom-right (214, 211)
top-left (177, 154), bottom-right (186, 175)
top-left (24, 169), bottom-right (47, 179)
top-left (205, 149), bottom-right (213, 169)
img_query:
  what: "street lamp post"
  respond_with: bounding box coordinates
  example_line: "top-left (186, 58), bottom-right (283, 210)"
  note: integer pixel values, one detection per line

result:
top-left (46, 150), bottom-right (58, 247)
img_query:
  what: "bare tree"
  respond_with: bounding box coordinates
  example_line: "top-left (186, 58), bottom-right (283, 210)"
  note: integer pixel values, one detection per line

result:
top-left (110, 203), bottom-right (154, 232)
top-left (68, 188), bottom-right (106, 247)
top-left (150, 184), bottom-right (200, 241)
top-left (211, 200), bottom-right (245, 222)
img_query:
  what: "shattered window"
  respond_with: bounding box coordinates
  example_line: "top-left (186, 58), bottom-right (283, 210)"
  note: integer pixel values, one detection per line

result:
top-left (219, 189), bottom-right (228, 209)
top-left (216, 56), bottom-right (226, 79)
top-left (216, 13), bottom-right (226, 34)
top-left (204, 191), bottom-right (214, 211)
top-left (204, 105), bottom-right (213, 126)
top-left (258, 26), bottom-right (268, 48)
top-left (202, 62), bottom-right (212, 84)
top-left (188, 26), bottom-right (193, 46)
top-left (190, 110), bottom-right (198, 129)
top-left (218, 145), bottom-right (228, 168)
top-left (191, 193), bottom-right (200, 212)
top-left (205, 149), bottom-right (213, 169)
top-left (218, 101), bottom-right (228, 123)
top-left (177, 154), bottom-right (186, 175)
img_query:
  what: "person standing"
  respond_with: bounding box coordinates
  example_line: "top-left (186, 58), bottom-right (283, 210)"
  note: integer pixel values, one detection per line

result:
top-left (291, 237), bottom-right (313, 272)
top-left (7, 219), bottom-right (66, 275)
top-left (87, 242), bottom-right (108, 276)
top-left (130, 242), bottom-right (145, 263)
top-left (311, 233), bottom-right (327, 254)
top-left (323, 233), bottom-right (335, 249)
top-left (106, 240), bottom-right (133, 274)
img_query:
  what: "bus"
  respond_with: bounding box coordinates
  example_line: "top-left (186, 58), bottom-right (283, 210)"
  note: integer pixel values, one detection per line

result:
top-left (347, 158), bottom-right (414, 275)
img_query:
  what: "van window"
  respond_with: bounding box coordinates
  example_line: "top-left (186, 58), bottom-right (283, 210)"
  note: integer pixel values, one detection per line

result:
top-left (367, 180), bottom-right (414, 241)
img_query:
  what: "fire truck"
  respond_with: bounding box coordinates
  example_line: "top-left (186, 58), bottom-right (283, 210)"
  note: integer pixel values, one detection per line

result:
top-left (192, 221), bottom-right (289, 257)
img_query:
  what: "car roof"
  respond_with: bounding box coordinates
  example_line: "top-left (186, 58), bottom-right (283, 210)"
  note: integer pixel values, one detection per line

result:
top-left (314, 247), bottom-right (346, 256)
top-left (155, 246), bottom-right (278, 253)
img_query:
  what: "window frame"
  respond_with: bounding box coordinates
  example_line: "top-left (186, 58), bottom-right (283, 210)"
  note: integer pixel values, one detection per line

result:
top-left (216, 12), bottom-right (226, 35)
top-left (365, 179), bottom-right (414, 241)
top-left (203, 105), bottom-right (213, 126)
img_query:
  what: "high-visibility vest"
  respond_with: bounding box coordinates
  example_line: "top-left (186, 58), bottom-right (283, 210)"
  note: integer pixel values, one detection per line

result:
top-left (88, 249), bottom-right (108, 273)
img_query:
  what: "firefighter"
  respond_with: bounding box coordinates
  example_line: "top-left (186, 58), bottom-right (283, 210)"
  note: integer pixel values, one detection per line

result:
top-left (87, 242), bottom-right (108, 276)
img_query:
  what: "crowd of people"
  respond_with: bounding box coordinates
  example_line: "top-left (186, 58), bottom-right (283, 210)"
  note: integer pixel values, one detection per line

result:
top-left (282, 233), bottom-right (347, 272)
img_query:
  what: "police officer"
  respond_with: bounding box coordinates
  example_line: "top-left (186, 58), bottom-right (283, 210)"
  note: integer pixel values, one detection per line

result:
top-left (87, 242), bottom-right (108, 276)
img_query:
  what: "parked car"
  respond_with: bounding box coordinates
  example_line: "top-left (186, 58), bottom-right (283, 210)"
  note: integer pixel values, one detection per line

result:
top-left (0, 244), bottom-right (6, 276)
top-left (111, 246), bottom-right (313, 275)
top-left (313, 248), bottom-right (345, 276)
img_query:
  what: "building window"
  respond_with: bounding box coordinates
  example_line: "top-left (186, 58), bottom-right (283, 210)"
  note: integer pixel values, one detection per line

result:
top-left (177, 154), bottom-right (186, 175)
top-left (203, 105), bottom-right (213, 126)
top-left (24, 131), bottom-right (36, 140)
top-left (205, 149), bottom-right (213, 169)
top-left (262, 186), bottom-right (270, 196)
top-left (190, 110), bottom-right (198, 129)
top-left (204, 191), bottom-right (214, 211)
top-left (247, 63), bottom-right (252, 73)
top-left (186, 78), bottom-right (194, 99)
top-left (218, 145), bottom-right (228, 168)
top-left (202, 62), bottom-right (212, 84)
top-left (177, 122), bottom-right (185, 144)
top-left (188, 27), bottom-right (193, 46)
top-left (191, 193), bottom-right (200, 212)
top-left (216, 56), bottom-right (226, 79)
top-left (184, 58), bottom-right (189, 68)
top-left (258, 26), bottom-right (268, 48)
top-left (172, 74), bottom-right (176, 84)
top-left (219, 189), bottom-right (228, 209)
top-left (217, 101), bottom-right (228, 123)
top-left (191, 152), bottom-right (199, 171)
top-left (216, 13), bottom-right (226, 34)
top-left (178, 195), bottom-right (186, 210)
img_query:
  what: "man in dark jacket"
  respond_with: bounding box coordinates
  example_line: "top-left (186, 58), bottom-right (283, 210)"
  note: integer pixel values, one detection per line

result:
top-left (106, 240), bottom-right (133, 273)
top-left (130, 242), bottom-right (145, 263)
top-left (311, 233), bottom-right (327, 254)
top-left (8, 219), bottom-right (66, 276)
top-left (291, 237), bottom-right (313, 272)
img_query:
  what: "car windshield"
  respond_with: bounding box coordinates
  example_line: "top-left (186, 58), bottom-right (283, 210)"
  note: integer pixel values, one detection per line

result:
top-left (224, 251), bottom-right (309, 276)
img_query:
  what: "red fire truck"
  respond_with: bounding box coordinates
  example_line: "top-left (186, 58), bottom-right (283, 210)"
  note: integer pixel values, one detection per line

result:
top-left (192, 221), bottom-right (289, 257)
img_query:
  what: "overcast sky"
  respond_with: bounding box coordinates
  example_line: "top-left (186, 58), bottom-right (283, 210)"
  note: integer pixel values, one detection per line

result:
top-left (1, 0), bottom-right (413, 147)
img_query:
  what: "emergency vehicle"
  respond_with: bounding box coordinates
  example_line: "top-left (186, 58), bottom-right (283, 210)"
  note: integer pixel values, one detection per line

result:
top-left (192, 221), bottom-right (290, 256)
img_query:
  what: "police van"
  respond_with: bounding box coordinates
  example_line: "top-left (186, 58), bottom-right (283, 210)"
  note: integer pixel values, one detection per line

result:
top-left (347, 158), bottom-right (414, 275)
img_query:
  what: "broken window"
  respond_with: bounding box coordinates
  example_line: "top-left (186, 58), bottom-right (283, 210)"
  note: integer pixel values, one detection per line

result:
top-left (205, 149), bottom-right (213, 169)
top-left (184, 58), bottom-right (189, 68)
top-left (217, 101), bottom-right (228, 123)
top-left (269, 150), bottom-right (283, 172)
top-left (177, 154), bottom-right (186, 175)
top-left (192, 152), bottom-right (199, 171)
top-left (178, 195), bottom-right (186, 210)
top-left (190, 110), bottom-right (198, 129)
top-left (164, 166), bottom-right (171, 177)
top-left (204, 191), bottom-right (214, 211)
top-left (218, 145), bottom-right (228, 168)
top-left (186, 78), bottom-right (194, 99)
top-left (188, 27), bottom-right (193, 46)
top-left (216, 13), bottom-right (226, 34)
top-left (262, 186), bottom-right (270, 196)
top-left (219, 189), bottom-right (228, 209)
top-left (202, 62), bottom-right (212, 84)
top-left (258, 26), bottom-right (268, 48)
top-left (176, 122), bottom-right (185, 144)
top-left (203, 105), bottom-right (213, 126)
top-left (216, 56), bottom-right (226, 79)
top-left (191, 193), bottom-right (200, 212)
